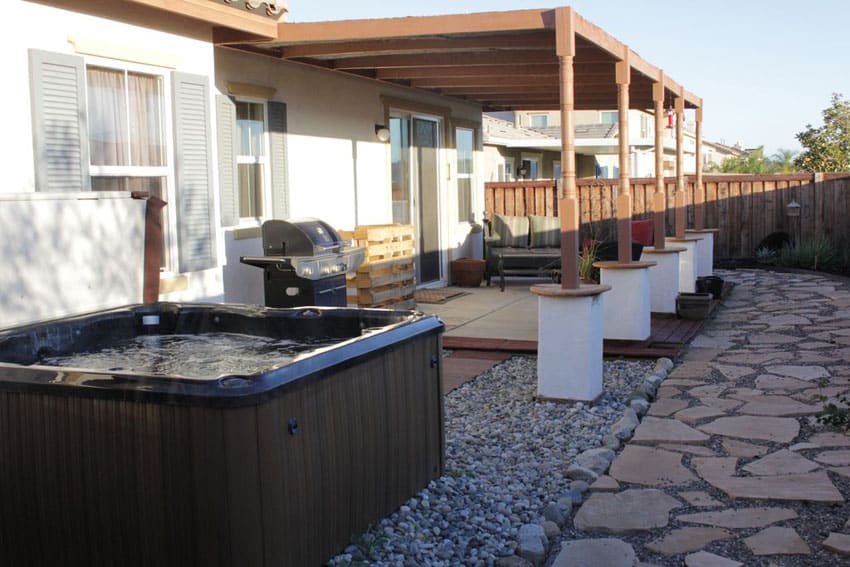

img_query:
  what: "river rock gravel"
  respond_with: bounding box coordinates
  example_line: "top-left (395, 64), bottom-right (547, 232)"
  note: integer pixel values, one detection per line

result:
top-left (329, 355), bottom-right (654, 566)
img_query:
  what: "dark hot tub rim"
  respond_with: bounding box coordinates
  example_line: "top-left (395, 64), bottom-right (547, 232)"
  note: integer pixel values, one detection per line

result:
top-left (0, 303), bottom-right (444, 408)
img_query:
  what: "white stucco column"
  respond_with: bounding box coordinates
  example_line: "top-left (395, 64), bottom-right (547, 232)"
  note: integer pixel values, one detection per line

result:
top-left (667, 236), bottom-right (703, 293)
top-left (686, 229), bottom-right (718, 277)
top-left (641, 246), bottom-right (686, 314)
top-left (531, 283), bottom-right (610, 402)
top-left (594, 261), bottom-right (656, 341)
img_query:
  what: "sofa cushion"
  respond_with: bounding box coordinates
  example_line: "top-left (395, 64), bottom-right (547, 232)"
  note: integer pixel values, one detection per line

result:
top-left (529, 215), bottom-right (561, 248)
top-left (492, 214), bottom-right (529, 248)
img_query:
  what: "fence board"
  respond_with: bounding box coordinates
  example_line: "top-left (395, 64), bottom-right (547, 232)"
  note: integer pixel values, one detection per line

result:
top-left (484, 173), bottom-right (849, 259)
top-left (740, 181), bottom-right (752, 257)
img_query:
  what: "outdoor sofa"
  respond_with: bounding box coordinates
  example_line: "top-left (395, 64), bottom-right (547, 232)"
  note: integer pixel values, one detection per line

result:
top-left (483, 214), bottom-right (649, 290)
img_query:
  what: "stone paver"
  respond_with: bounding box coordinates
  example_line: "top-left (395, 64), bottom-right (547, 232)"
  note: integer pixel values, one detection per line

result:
top-left (573, 489), bottom-right (680, 534)
top-left (608, 446), bottom-right (696, 487)
top-left (736, 396), bottom-right (822, 417)
top-left (698, 416), bottom-right (800, 443)
top-left (646, 398), bottom-right (690, 417)
top-left (678, 491), bottom-right (723, 508)
top-left (677, 507), bottom-right (798, 528)
top-left (674, 406), bottom-right (727, 425)
top-left (699, 470), bottom-right (843, 504)
top-left (721, 439), bottom-right (768, 458)
top-left (632, 417), bottom-right (710, 444)
top-left (764, 364), bottom-right (830, 381)
top-left (814, 450), bottom-right (850, 466)
top-left (568, 271), bottom-right (850, 565)
top-left (709, 364), bottom-right (755, 381)
top-left (684, 551), bottom-right (742, 567)
top-left (741, 449), bottom-right (820, 476)
top-left (754, 374), bottom-right (812, 390)
top-left (744, 526), bottom-right (811, 555)
top-left (644, 527), bottom-right (733, 555)
top-left (658, 444), bottom-right (717, 457)
top-left (552, 539), bottom-right (637, 567)
top-left (822, 533), bottom-right (850, 556)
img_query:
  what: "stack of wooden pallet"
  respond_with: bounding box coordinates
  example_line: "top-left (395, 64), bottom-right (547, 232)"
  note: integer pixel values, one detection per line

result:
top-left (340, 224), bottom-right (416, 309)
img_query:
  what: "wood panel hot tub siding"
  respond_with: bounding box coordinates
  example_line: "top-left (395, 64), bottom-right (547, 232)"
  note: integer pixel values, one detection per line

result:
top-left (0, 332), bottom-right (444, 567)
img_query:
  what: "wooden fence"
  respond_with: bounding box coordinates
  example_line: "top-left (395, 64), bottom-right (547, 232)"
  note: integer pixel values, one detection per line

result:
top-left (484, 173), bottom-right (850, 259)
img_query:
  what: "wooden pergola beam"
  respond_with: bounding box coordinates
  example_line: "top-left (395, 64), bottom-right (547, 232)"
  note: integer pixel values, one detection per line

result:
top-left (436, 86), bottom-right (561, 94)
top-left (556, 6), bottom-right (579, 290)
top-left (674, 88), bottom-right (686, 239)
top-left (276, 9), bottom-right (554, 42)
top-left (616, 52), bottom-right (632, 264)
top-left (652, 72), bottom-right (666, 249)
top-left (376, 64), bottom-right (560, 79)
top-left (412, 76), bottom-right (558, 88)
top-left (330, 51), bottom-right (557, 69)
top-left (278, 34), bottom-right (556, 58)
top-left (694, 100), bottom-right (705, 229)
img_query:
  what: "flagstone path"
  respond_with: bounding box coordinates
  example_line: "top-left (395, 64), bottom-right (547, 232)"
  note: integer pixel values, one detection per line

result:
top-left (556, 269), bottom-right (850, 565)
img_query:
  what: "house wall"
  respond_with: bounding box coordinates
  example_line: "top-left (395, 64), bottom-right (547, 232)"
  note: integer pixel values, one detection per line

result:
top-left (214, 49), bottom-right (483, 302)
top-left (4, 2), bottom-right (487, 323)
top-left (0, 1), bottom-right (222, 325)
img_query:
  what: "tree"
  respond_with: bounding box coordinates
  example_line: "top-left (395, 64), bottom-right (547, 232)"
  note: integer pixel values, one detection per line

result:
top-left (709, 146), bottom-right (773, 174)
top-left (771, 148), bottom-right (798, 173)
top-left (795, 93), bottom-right (850, 172)
top-left (705, 146), bottom-right (799, 174)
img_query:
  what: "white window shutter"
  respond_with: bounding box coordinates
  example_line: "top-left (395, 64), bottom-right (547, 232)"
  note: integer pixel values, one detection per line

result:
top-left (172, 72), bottom-right (216, 273)
top-left (267, 101), bottom-right (290, 220)
top-left (216, 95), bottom-right (238, 227)
top-left (28, 49), bottom-right (90, 192)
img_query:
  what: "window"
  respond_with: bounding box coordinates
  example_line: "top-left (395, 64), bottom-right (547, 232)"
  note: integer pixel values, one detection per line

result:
top-left (86, 65), bottom-right (169, 266)
top-left (455, 127), bottom-right (474, 222)
top-left (600, 111), bottom-right (619, 124)
top-left (236, 101), bottom-right (267, 219)
top-left (504, 157), bottom-right (515, 181)
top-left (640, 114), bottom-right (651, 138)
top-left (529, 114), bottom-right (548, 128)
top-left (31, 49), bottom-right (217, 274)
top-left (553, 161), bottom-right (561, 180)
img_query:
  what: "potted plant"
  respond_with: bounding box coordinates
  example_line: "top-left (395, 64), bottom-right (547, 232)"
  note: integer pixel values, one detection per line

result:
top-left (579, 239), bottom-right (599, 284)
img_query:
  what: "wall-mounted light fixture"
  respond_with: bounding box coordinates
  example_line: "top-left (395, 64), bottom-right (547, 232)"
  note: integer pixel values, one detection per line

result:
top-left (786, 200), bottom-right (801, 217)
top-left (375, 124), bottom-right (391, 142)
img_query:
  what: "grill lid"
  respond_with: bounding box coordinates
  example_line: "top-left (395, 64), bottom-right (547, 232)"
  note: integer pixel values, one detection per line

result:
top-left (262, 218), bottom-right (341, 257)
top-left (241, 218), bottom-right (365, 280)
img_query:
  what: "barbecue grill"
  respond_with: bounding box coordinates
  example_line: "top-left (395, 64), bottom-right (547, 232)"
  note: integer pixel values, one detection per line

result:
top-left (240, 218), bottom-right (365, 307)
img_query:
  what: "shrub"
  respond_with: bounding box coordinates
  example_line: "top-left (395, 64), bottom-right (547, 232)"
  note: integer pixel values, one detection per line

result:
top-left (778, 235), bottom-right (836, 271)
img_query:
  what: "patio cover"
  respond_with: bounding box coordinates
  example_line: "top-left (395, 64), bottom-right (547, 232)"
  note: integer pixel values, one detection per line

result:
top-left (215, 6), bottom-right (702, 288)
top-left (214, 8), bottom-right (700, 112)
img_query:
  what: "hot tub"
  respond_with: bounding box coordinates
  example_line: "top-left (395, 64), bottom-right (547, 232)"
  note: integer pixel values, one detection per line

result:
top-left (0, 303), bottom-right (444, 566)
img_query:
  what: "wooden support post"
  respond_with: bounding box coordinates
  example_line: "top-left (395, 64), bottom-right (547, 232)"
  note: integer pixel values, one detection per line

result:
top-left (652, 75), bottom-right (666, 249)
top-left (616, 55), bottom-right (632, 264)
top-left (694, 103), bottom-right (704, 230)
top-left (556, 7), bottom-right (579, 289)
top-left (674, 92), bottom-right (686, 239)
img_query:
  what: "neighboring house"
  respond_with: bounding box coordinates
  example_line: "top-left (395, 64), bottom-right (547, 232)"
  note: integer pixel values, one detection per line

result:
top-left (2, 0), bottom-right (484, 327)
top-left (702, 140), bottom-right (745, 170)
top-left (483, 115), bottom-right (596, 180)
top-left (485, 109), bottom-right (699, 180)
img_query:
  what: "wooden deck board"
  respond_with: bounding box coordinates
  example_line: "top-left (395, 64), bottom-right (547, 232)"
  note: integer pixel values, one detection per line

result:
top-left (443, 309), bottom-right (713, 359)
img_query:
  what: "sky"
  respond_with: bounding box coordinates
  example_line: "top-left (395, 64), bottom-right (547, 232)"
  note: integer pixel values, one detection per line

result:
top-left (289, 1), bottom-right (850, 156)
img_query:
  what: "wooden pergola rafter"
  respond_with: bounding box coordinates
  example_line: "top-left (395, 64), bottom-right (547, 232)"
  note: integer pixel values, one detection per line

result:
top-left (215, 6), bottom-right (703, 289)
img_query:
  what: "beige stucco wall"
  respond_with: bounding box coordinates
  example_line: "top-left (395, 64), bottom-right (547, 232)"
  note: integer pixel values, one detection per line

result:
top-left (5, 2), bottom-right (487, 314)
top-left (215, 48), bottom-right (484, 298)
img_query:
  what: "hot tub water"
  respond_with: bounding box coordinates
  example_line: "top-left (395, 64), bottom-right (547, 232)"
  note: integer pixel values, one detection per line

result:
top-left (39, 332), bottom-right (339, 379)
